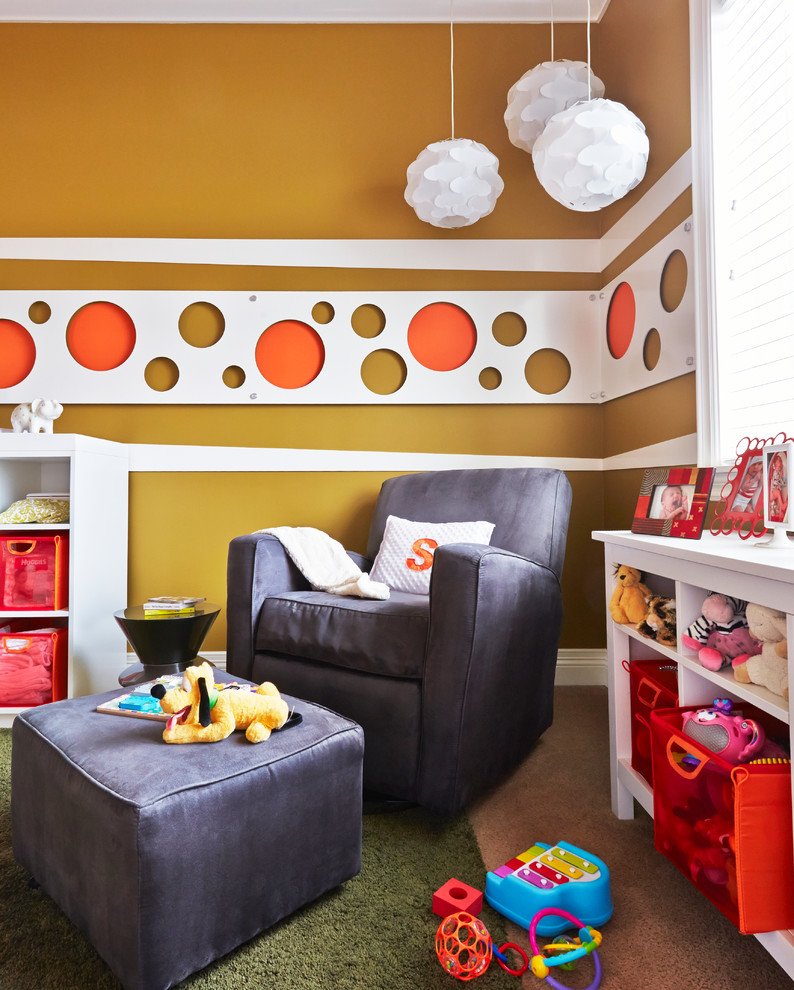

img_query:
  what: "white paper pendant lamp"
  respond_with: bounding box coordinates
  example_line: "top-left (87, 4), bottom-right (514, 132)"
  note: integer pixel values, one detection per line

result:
top-left (404, 0), bottom-right (503, 228)
top-left (405, 138), bottom-right (504, 229)
top-left (532, 97), bottom-right (649, 212)
top-left (505, 59), bottom-right (605, 153)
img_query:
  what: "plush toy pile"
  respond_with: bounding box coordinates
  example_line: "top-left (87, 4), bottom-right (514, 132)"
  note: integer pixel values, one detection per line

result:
top-left (681, 593), bottom-right (761, 672)
top-left (152, 661), bottom-right (290, 743)
top-left (610, 565), bottom-right (677, 646)
top-left (732, 602), bottom-right (788, 699)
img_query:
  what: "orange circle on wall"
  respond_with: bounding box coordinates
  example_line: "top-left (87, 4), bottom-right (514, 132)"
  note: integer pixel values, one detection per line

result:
top-left (0, 320), bottom-right (36, 387)
top-left (67, 301), bottom-right (136, 371)
top-left (407, 302), bottom-right (476, 371)
top-left (606, 282), bottom-right (636, 359)
top-left (255, 320), bottom-right (325, 389)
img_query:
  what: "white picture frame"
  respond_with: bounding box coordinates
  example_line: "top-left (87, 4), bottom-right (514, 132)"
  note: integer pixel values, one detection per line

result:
top-left (759, 441), bottom-right (793, 548)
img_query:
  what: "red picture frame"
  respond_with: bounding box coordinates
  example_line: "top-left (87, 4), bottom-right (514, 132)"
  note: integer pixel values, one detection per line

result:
top-left (711, 435), bottom-right (793, 539)
top-left (631, 466), bottom-right (716, 539)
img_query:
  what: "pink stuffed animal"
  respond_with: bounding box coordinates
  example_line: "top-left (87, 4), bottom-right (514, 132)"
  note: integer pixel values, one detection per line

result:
top-left (682, 699), bottom-right (765, 763)
top-left (681, 593), bottom-right (762, 672)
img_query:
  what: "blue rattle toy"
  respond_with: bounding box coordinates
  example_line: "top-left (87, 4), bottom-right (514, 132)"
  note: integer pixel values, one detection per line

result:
top-left (528, 908), bottom-right (602, 990)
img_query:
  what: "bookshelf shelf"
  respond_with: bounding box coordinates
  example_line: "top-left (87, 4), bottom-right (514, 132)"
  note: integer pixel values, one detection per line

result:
top-left (0, 434), bottom-right (129, 726)
top-left (594, 530), bottom-right (794, 980)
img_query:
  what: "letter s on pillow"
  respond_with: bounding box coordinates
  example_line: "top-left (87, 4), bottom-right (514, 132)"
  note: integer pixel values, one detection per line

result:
top-left (370, 515), bottom-right (495, 595)
top-left (406, 538), bottom-right (438, 572)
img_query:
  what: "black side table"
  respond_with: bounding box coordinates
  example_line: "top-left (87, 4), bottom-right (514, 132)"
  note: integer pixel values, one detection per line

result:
top-left (115, 603), bottom-right (221, 688)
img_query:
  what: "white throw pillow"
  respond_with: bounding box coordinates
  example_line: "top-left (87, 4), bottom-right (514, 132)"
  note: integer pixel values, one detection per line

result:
top-left (369, 515), bottom-right (495, 595)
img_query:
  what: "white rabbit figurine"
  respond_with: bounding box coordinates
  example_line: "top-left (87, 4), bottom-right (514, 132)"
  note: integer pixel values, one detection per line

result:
top-left (11, 399), bottom-right (64, 434)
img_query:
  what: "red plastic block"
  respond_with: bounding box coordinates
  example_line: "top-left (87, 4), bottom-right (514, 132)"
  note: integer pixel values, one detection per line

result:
top-left (432, 877), bottom-right (483, 918)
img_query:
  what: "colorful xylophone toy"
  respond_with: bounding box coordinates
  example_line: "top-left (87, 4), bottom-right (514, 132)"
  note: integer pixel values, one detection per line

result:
top-left (485, 840), bottom-right (613, 937)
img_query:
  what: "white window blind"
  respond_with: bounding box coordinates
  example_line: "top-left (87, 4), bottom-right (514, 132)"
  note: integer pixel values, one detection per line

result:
top-left (710, 0), bottom-right (794, 463)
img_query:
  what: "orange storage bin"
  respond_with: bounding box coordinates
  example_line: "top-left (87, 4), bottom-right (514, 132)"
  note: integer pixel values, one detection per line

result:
top-left (651, 704), bottom-right (794, 934)
top-left (0, 534), bottom-right (68, 610)
top-left (0, 624), bottom-right (67, 707)
top-left (624, 658), bottom-right (678, 786)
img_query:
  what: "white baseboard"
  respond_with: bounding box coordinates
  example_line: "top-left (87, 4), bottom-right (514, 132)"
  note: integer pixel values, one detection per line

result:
top-left (163, 650), bottom-right (607, 686)
top-left (202, 651), bottom-right (227, 669)
top-left (554, 649), bottom-right (608, 687)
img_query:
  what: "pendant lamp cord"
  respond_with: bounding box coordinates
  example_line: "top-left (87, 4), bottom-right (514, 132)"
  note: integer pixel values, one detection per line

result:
top-left (449, 0), bottom-right (455, 139)
top-left (586, 0), bottom-right (592, 99)
top-left (550, 0), bottom-right (554, 61)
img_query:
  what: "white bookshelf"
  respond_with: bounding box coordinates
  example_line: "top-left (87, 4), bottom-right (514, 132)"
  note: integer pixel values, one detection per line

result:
top-left (593, 529), bottom-right (794, 980)
top-left (0, 434), bottom-right (129, 726)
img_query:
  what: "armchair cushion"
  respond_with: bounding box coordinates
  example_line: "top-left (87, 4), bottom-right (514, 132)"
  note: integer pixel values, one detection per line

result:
top-left (369, 514), bottom-right (495, 594)
top-left (257, 589), bottom-right (429, 679)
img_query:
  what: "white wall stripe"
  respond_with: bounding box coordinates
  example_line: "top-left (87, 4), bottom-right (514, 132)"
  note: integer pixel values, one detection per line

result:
top-left (0, 236), bottom-right (599, 273)
top-left (599, 149), bottom-right (693, 268)
top-left (0, 152), bottom-right (691, 274)
top-left (127, 433), bottom-right (698, 472)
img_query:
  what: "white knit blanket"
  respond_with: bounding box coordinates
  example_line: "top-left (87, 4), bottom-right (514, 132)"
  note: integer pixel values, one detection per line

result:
top-left (257, 526), bottom-right (390, 600)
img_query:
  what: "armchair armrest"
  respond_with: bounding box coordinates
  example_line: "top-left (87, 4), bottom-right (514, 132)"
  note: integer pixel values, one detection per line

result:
top-left (418, 542), bottom-right (563, 814)
top-left (225, 533), bottom-right (371, 680)
top-left (226, 534), bottom-right (307, 680)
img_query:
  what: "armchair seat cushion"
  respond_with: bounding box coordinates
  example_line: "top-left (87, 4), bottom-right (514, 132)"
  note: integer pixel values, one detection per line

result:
top-left (257, 589), bottom-right (429, 679)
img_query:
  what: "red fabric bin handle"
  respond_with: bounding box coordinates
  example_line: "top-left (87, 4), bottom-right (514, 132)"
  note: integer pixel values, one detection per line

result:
top-left (7, 541), bottom-right (37, 555)
top-left (666, 732), bottom-right (713, 779)
top-left (636, 676), bottom-right (663, 708)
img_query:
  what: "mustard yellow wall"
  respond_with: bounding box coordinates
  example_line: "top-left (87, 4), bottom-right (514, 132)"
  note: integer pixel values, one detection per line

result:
top-left (0, 0), bottom-right (693, 654)
top-left (598, 0), bottom-right (692, 232)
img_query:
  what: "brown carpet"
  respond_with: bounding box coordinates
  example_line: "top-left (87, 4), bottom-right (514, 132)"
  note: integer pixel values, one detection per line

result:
top-left (468, 686), bottom-right (793, 990)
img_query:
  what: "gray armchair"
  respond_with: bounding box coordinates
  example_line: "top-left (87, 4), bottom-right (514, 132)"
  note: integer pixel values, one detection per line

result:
top-left (226, 467), bottom-right (571, 815)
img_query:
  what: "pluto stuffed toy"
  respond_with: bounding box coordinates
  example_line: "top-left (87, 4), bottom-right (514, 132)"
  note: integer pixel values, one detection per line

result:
top-left (152, 661), bottom-right (290, 743)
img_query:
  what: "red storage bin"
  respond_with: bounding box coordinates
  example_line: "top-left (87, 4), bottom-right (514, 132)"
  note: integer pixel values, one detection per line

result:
top-left (0, 534), bottom-right (68, 610)
top-left (625, 658), bottom-right (678, 786)
top-left (0, 624), bottom-right (67, 706)
top-left (651, 704), bottom-right (794, 934)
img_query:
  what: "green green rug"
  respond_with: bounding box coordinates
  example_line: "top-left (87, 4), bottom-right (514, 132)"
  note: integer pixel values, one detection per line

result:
top-left (0, 729), bottom-right (508, 988)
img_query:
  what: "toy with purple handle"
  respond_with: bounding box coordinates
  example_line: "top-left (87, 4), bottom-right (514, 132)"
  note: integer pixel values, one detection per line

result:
top-left (528, 908), bottom-right (602, 990)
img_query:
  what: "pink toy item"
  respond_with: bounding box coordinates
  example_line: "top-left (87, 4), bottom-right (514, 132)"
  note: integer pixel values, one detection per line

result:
top-left (681, 699), bottom-right (765, 764)
top-left (681, 593), bottom-right (761, 672)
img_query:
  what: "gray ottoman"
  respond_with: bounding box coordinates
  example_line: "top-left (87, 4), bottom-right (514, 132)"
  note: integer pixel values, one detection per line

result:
top-left (11, 676), bottom-right (364, 990)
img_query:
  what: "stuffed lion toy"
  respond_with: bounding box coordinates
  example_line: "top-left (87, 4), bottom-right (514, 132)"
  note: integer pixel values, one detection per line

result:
top-left (152, 662), bottom-right (290, 744)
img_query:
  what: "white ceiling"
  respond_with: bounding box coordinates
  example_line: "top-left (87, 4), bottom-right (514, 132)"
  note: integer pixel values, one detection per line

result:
top-left (0, 0), bottom-right (611, 23)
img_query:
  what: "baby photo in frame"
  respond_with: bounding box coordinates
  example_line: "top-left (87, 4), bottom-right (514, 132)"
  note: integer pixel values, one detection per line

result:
top-left (711, 435), bottom-right (793, 539)
top-left (631, 466), bottom-right (716, 539)
top-left (758, 442), bottom-right (793, 548)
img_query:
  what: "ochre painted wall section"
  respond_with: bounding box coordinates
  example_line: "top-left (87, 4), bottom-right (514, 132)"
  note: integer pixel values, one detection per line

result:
top-left (598, 0), bottom-right (692, 232)
top-left (602, 374), bottom-right (696, 459)
top-left (0, 22), bottom-right (602, 241)
top-left (8, 403), bottom-right (600, 458)
top-left (129, 469), bottom-right (603, 654)
top-left (0, 4), bottom-right (690, 242)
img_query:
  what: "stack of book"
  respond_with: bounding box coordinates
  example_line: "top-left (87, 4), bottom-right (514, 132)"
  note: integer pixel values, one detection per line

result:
top-left (142, 596), bottom-right (206, 616)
